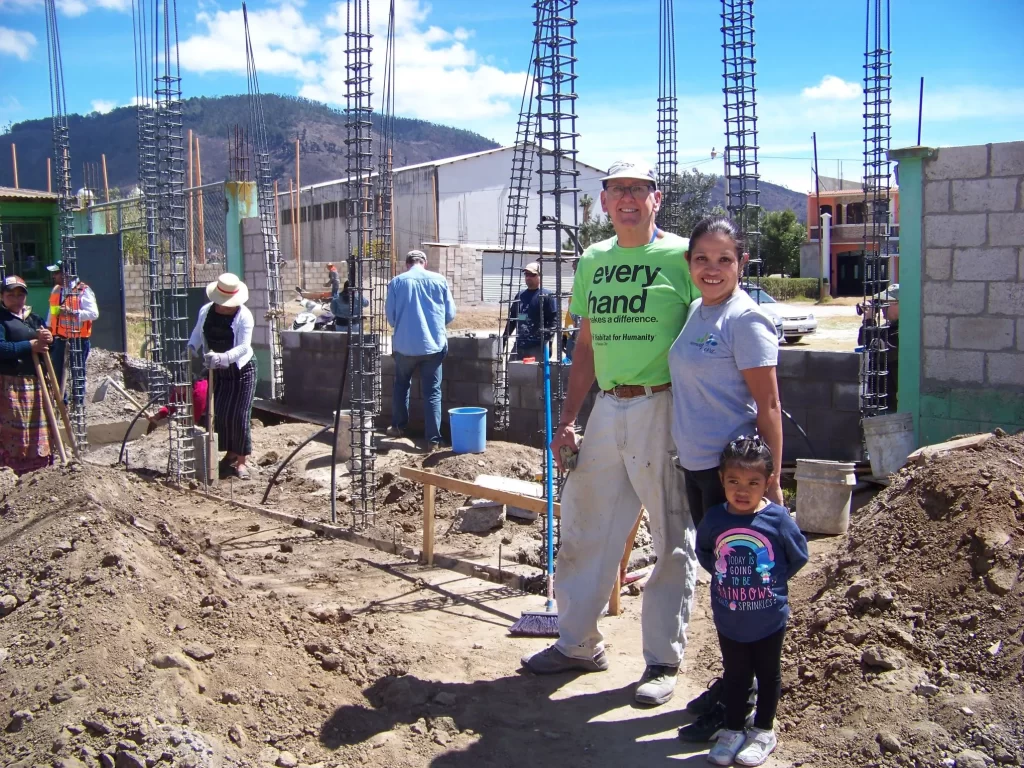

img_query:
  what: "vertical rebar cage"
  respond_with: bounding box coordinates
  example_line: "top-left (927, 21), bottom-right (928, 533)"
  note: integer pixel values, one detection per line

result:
top-left (860, 0), bottom-right (893, 419)
top-left (44, 0), bottom-right (89, 450)
top-left (721, 0), bottom-right (762, 289)
top-left (345, 0), bottom-right (377, 527)
top-left (656, 0), bottom-right (681, 235)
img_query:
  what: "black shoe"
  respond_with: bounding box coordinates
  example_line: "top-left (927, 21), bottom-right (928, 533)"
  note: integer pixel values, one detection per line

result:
top-left (677, 702), bottom-right (754, 743)
top-left (686, 677), bottom-right (724, 717)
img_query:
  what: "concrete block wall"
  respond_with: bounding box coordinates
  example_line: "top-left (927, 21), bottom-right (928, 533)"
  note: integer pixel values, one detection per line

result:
top-left (918, 141), bottom-right (1024, 442)
top-left (437, 246), bottom-right (483, 304)
top-left (776, 349), bottom-right (863, 462)
top-left (123, 259), bottom-right (299, 313)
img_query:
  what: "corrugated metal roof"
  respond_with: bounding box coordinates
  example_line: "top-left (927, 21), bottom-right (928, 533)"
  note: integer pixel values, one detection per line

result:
top-left (0, 187), bottom-right (58, 202)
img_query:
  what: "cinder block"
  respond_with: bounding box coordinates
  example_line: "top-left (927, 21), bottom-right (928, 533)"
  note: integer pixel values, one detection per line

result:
top-left (449, 380), bottom-right (478, 405)
top-left (508, 361), bottom-right (540, 386)
top-left (924, 145), bottom-right (989, 181)
top-left (923, 349), bottom-right (985, 384)
top-left (951, 248), bottom-right (1018, 281)
top-left (1019, 319), bottom-right (1024, 352)
top-left (380, 355), bottom-right (395, 376)
top-left (949, 317), bottom-right (1015, 350)
top-left (282, 331), bottom-right (301, 349)
top-left (924, 214), bottom-right (987, 248)
top-left (818, 409), bottom-right (863, 450)
top-left (987, 352), bottom-right (1024, 387)
top-left (832, 381), bottom-right (861, 412)
top-left (924, 181), bottom-right (950, 213)
top-left (922, 315), bottom-right (948, 348)
top-left (1020, 248), bottom-right (1024, 281)
top-left (779, 379), bottom-right (832, 410)
top-left (474, 336), bottom-right (498, 360)
top-left (477, 384), bottom-right (495, 406)
top-left (989, 141), bottom-right (1024, 177)
top-left (988, 283), bottom-right (1024, 316)
top-left (952, 178), bottom-right (1018, 213)
top-left (801, 351), bottom-right (860, 382)
top-left (923, 282), bottom-right (986, 315)
top-left (776, 349), bottom-right (808, 379)
top-left (989, 213), bottom-right (1024, 247)
top-left (924, 248), bottom-right (952, 280)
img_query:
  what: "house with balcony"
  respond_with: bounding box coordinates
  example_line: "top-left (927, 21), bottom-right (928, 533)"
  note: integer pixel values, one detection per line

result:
top-left (799, 176), bottom-right (900, 296)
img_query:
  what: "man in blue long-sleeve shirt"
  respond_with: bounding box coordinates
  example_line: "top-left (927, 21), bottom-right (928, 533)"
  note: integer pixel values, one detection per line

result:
top-left (385, 250), bottom-right (457, 450)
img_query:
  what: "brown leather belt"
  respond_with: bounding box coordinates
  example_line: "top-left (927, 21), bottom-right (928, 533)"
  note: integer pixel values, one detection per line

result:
top-left (602, 383), bottom-right (672, 399)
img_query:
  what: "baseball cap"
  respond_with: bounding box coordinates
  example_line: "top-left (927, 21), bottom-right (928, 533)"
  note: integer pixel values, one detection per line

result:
top-left (601, 160), bottom-right (658, 189)
top-left (870, 283), bottom-right (900, 302)
top-left (522, 262), bottom-right (540, 275)
top-left (46, 260), bottom-right (63, 273)
top-left (1, 275), bottom-right (28, 292)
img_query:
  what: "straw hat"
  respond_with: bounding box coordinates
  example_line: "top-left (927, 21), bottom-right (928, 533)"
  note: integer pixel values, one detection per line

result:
top-left (206, 273), bottom-right (249, 307)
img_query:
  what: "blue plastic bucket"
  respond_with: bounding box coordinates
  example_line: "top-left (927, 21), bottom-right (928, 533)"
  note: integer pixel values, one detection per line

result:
top-left (449, 407), bottom-right (487, 454)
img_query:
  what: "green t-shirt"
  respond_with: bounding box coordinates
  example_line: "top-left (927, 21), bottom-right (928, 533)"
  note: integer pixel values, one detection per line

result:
top-left (570, 232), bottom-right (700, 390)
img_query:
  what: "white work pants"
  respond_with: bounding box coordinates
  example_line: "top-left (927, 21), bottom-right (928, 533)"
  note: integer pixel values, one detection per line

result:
top-left (554, 389), bottom-right (698, 666)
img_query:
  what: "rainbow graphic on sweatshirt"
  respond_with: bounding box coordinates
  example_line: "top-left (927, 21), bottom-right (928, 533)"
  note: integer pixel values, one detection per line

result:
top-left (714, 527), bottom-right (777, 599)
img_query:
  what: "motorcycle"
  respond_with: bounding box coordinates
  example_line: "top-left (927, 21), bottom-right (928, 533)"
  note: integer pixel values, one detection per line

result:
top-left (291, 295), bottom-right (336, 332)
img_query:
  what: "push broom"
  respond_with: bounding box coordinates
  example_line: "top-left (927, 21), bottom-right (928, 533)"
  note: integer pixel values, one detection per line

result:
top-left (509, 348), bottom-right (559, 637)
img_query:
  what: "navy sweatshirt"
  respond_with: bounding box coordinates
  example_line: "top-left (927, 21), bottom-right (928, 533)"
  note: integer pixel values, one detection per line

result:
top-left (696, 501), bottom-right (809, 642)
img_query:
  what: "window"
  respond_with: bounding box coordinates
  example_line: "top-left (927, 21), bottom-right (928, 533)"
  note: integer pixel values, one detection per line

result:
top-left (281, 208), bottom-right (294, 226)
top-left (313, 204), bottom-right (322, 221)
top-left (1, 220), bottom-right (52, 282)
top-left (835, 204), bottom-right (843, 225)
top-left (323, 201), bottom-right (339, 219)
top-left (819, 204), bottom-right (833, 219)
top-left (846, 202), bottom-right (865, 224)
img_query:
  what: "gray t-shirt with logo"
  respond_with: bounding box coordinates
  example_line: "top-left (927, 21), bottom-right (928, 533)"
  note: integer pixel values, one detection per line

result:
top-left (669, 290), bottom-right (779, 471)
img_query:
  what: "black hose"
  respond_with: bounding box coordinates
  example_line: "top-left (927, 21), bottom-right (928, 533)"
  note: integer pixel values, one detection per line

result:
top-left (782, 408), bottom-right (817, 459)
top-left (261, 424), bottom-right (331, 505)
top-left (328, 343), bottom-right (350, 524)
top-left (118, 396), bottom-right (161, 468)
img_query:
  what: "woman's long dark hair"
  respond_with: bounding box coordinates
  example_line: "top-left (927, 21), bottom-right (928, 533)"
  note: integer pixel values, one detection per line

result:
top-left (687, 216), bottom-right (744, 258)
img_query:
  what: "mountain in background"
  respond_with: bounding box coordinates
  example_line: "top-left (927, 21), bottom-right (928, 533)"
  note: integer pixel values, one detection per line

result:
top-left (1, 93), bottom-right (808, 220)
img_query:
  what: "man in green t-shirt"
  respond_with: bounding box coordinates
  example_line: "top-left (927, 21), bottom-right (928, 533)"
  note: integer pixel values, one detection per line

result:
top-left (521, 161), bottom-right (702, 708)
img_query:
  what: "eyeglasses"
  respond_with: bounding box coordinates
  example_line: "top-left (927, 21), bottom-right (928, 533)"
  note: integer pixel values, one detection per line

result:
top-left (605, 184), bottom-right (655, 200)
top-left (523, 271), bottom-right (538, 277)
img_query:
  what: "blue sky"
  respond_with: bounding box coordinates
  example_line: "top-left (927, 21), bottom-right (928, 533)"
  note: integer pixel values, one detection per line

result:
top-left (2, 0), bottom-right (1023, 191)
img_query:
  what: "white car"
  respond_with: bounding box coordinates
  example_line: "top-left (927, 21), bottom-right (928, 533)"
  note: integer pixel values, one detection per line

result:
top-left (745, 287), bottom-right (818, 343)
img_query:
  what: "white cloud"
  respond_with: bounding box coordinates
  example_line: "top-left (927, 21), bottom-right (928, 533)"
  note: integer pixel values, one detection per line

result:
top-left (178, 4), bottom-right (322, 79)
top-left (802, 75), bottom-right (862, 101)
top-left (0, 0), bottom-right (129, 16)
top-left (90, 99), bottom-right (117, 114)
top-left (0, 26), bottom-right (36, 60)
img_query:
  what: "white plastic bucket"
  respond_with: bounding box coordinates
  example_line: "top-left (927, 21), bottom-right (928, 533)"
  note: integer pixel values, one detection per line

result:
top-left (795, 459), bottom-right (857, 535)
top-left (862, 412), bottom-right (915, 479)
top-left (333, 410), bottom-right (374, 472)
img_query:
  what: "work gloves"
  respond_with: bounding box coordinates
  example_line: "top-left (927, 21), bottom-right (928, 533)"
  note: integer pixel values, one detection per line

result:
top-left (204, 351), bottom-right (230, 370)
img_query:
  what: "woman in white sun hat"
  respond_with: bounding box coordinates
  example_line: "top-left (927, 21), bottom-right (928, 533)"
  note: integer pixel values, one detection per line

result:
top-left (188, 273), bottom-right (256, 480)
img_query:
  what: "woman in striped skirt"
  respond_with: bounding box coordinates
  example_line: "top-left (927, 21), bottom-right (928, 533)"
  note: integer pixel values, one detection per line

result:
top-left (0, 276), bottom-right (55, 475)
top-left (188, 273), bottom-right (257, 480)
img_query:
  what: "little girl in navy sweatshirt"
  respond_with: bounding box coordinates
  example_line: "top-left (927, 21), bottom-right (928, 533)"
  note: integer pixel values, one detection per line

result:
top-left (696, 436), bottom-right (809, 767)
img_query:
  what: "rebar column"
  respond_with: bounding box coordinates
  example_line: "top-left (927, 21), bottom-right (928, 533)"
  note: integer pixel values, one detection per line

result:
top-left (244, 3), bottom-right (286, 402)
top-left (154, 0), bottom-right (196, 482)
top-left (656, 0), bottom-right (682, 234)
top-left (493, 36), bottom-right (540, 434)
top-left (860, 0), bottom-right (893, 419)
top-left (345, 0), bottom-right (376, 527)
top-left (721, 0), bottom-right (762, 288)
top-left (44, 0), bottom-right (88, 450)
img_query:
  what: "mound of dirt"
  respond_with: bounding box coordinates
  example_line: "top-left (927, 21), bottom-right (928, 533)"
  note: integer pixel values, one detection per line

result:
top-left (0, 462), bottom-right (409, 767)
top-left (780, 432), bottom-right (1024, 767)
top-left (84, 349), bottom-right (151, 425)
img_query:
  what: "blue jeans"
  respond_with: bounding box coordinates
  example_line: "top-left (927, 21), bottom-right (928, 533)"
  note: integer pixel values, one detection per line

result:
top-left (392, 347), bottom-right (446, 445)
top-left (49, 337), bottom-right (91, 406)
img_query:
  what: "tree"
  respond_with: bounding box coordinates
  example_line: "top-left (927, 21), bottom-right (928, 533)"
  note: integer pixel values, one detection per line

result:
top-left (577, 193), bottom-right (615, 248)
top-left (660, 168), bottom-right (727, 236)
top-left (759, 208), bottom-right (807, 276)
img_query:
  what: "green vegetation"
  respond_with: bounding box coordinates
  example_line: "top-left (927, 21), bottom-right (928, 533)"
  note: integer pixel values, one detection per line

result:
top-left (757, 277), bottom-right (820, 301)
top-left (759, 209), bottom-right (807, 276)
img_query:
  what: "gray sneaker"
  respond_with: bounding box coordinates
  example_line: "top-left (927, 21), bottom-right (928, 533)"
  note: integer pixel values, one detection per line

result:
top-left (521, 645), bottom-right (609, 675)
top-left (385, 426), bottom-right (405, 438)
top-left (634, 664), bottom-right (679, 705)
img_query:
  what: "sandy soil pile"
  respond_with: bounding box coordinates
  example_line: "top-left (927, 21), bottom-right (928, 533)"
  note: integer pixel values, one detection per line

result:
top-left (0, 463), bottom-right (410, 768)
top-left (83, 349), bottom-right (151, 425)
top-left (779, 431), bottom-right (1024, 767)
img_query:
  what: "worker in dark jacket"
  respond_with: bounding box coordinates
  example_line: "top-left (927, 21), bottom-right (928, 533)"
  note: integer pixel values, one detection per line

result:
top-left (502, 261), bottom-right (558, 361)
top-left (0, 275), bottom-right (55, 474)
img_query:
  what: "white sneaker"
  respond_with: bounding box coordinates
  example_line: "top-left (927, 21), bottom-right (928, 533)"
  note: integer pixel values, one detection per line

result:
top-left (735, 728), bottom-right (778, 766)
top-left (706, 729), bottom-right (746, 765)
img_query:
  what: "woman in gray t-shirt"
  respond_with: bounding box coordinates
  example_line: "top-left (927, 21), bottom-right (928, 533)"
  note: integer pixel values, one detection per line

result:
top-left (668, 217), bottom-right (783, 525)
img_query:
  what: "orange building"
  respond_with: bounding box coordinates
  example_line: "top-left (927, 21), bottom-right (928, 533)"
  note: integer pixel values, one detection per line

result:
top-left (803, 177), bottom-right (900, 296)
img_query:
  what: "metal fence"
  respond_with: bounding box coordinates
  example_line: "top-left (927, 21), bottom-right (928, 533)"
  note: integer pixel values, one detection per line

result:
top-left (87, 182), bottom-right (227, 275)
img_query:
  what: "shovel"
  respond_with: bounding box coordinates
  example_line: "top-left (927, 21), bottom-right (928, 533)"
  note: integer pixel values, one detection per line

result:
top-left (93, 376), bottom-right (148, 414)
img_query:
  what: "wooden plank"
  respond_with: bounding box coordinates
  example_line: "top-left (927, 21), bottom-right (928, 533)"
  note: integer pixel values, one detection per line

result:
top-left (609, 572), bottom-right (621, 616)
top-left (908, 432), bottom-right (992, 463)
top-left (400, 466), bottom-right (561, 518)
top-left (422, 484), bottom-right (435, 566)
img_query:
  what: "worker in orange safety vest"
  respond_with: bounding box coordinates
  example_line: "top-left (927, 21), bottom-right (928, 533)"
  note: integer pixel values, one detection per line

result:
top-left (45, 260), bottom-right (99, 405)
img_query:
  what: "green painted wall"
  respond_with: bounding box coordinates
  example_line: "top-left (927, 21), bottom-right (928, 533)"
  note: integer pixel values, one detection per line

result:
top-left (0, 198), bottom-right (61, 315)
top-left (225, 182), bottom-right (258, 277)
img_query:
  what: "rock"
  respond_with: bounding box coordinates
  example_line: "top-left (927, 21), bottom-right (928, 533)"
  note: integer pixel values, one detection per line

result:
top-left (83, 717), bottom-right (113, 735)
top-left (8, 709), bottom-right (33, 730)
top-left (915, 683), bottom-right (940, 697)
top-left (150, 652), bottom-right (192, 670)
top-left (433, 691), bottom-right (457, 707)
top-left (82, 571), bottom-right (101, 585)
top-left (279, 543), bottom-right (293, 553)
top-left (321, 654), bottom-right (342, 671)
top-left (101, 552), bottom-right (122, 567)
top-left (432, 732), bottom-right (451, 746)
top-left (221, 689), bottom-right (242, 705)
top-left (876, 731), bottom-right (902, 754)
top-left (987, 640), bottom-right (1003, 656)
top-left (379, 676), bottom-right (429, 710)
top-left (228, 724), bottom-right (246, 747)
top-left (0, 594), bottom-right (17, 616)
top-left (873, 590), bottom-right (896, 609)
top-left (955, 750), bottom-right (990, 768)
top-left (985, 567), bottom-right (1017, 596)
top-left (457, 502), bottom-right (505, 533)
top-left (257, 451), bottom-right (279, 466)
top-left (429, 716), bottom-right (459, 735)
top-left (276, 752), bottom-right (299, 768)
top-left (183, 644), bottom-right (216, 662)
top-left (99, 756), bottom-right (116, 768)
top-left (861, 645), bottom-right (904, 671)
top-left (51, 674), bottom-right (89, 703)
top-left (114, 751), bottom-right (146, 768)
top-left (993, 747), bottom-right (1014, 764)
top-left (54, 759), bottom-right (88, 768)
